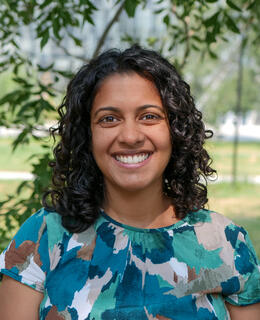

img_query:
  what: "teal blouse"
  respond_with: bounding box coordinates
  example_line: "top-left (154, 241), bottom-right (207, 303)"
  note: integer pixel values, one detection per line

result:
top-left (0, 208), bottom-right (259, 319)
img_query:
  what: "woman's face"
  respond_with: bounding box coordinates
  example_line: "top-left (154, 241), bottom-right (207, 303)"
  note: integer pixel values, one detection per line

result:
top-left (90, 72), bottom-right (172, 193)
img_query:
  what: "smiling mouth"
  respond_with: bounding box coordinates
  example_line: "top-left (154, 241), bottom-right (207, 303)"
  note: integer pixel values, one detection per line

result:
top-left (114, 153), bottom-right (151, 164)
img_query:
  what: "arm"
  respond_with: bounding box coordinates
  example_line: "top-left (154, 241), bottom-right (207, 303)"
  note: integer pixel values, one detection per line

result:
top-left (0, 275), bottom-right (43, 320)
top-left (226, 302), bottom-right (260, 320)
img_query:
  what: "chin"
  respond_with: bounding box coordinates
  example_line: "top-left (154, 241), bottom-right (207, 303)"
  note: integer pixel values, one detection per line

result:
top-left (116, 180), bottom-right (160, 193)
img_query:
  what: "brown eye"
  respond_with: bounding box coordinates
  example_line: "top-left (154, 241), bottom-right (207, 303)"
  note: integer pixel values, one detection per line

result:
top-left (141, 114), bottom-right (161, 120)
top-left (99, 115), bottom-right (118, 123)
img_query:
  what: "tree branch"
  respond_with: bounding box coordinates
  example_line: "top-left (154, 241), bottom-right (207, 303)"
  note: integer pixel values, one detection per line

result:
top-left (179, 20), bottom-right (190, 69)
top-left (172, 10), bottom-right (190, 70)
top-left (92, 0), bottom-right (127, 59)
top-left (51, 37), bottom-right (89, 62)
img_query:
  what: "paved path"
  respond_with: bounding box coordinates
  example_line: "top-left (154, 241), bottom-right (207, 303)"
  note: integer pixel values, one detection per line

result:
top-left (214, 175), bottom-right (260, 184)
top-left (0, 171), bottom-right (35, 180)
top-left (0, 171), bottom-right (260, 184)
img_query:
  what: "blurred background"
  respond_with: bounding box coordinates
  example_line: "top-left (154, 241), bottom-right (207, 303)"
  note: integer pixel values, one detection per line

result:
top-left (0, 0), bottom-right (259, 256)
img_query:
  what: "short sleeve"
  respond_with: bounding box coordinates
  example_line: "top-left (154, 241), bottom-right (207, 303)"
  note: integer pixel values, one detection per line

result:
top-left (0, 208), bottom-right (50, 292)
top-left (223, 224), bottom-right (260, 306)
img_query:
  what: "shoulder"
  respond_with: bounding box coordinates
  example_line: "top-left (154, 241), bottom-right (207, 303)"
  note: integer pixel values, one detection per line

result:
top-left (1, 208), bottom-right (71, 259)
top-left (11, 208), bottom-right (67, 246)
top-left (0, 208), bottom-right (73, 290)
top-left (187, 209), bottom-right (252, 253)
top-left (0, 208), bottom-right (65, 291)
top-left (187, 208), bottom-right (240, 231)
top-left (187, 208), bottom-right (234, 226)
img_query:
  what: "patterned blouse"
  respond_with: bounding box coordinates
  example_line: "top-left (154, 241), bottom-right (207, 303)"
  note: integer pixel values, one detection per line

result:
top-left (0, 208), bottom-right (259, 319)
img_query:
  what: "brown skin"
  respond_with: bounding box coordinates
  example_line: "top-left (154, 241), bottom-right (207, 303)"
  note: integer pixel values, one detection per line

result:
top-left (0, 275), bottom-right (43, 319)
top-left (91, 72), bottom-right (176, 228)
top-left (0, 72), bottom-right (259, 318)
top-left (226, 302), bottom-right (260, 319)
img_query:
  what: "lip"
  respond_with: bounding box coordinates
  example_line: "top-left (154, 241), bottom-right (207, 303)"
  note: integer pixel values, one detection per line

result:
top-left (112, 152), bottom-right (153, 169)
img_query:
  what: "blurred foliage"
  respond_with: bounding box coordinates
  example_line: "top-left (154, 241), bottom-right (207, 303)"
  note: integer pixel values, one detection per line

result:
top-left (0, 0), bottom-right (260, 246)
top-left (209, 68), bottom-right (260, 124)
top-left (187, 46), bottom-right (260, 125)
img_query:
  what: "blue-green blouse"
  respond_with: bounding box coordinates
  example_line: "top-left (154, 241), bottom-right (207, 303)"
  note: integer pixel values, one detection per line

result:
top-left (0, 208), bottom-right (259, 319)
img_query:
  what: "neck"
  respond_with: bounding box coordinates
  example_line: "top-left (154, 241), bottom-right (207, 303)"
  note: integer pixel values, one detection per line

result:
top-left (103, 182), bottom-right (178, 229)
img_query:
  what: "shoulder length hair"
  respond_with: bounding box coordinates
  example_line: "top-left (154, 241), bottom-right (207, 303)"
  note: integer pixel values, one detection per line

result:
top-left (43, 45), bottom-right (216, 233)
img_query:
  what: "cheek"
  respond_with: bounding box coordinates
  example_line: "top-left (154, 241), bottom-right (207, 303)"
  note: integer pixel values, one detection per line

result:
top-left (156, 127), bottom-right (172, 152)
top-left (90, 129), bottom-right (102, 161)
top-left (91, 130), bottom-right (113, 160)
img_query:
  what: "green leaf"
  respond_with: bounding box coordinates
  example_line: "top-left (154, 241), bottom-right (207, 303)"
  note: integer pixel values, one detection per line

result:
top-left (221, 36), bottom-right (229, 42)
top-left (146, 37), bottom-right (158, 46)
top-left (205, 31), bottom-right (216, 44)
top-left (39, 0), bottom-right (53, 10)
top-left (11, 39), bottom-right (19, 49)
top-left (252, 33), bottom-right (260, 45)
top-left (12, 128), bottom-right (31, 151)
top-left (226, 0), bottom-right (242, 12)
top-left (80, 0), bottom-right (98, 11)
top-left (163, 14), bottom-right (170, 26)
top-left (0, 90), bottom-right (22, 105)
top-left (53, 17), bottom-right (61, 40)
top-left (192, 43), bottom-right (200, 51)
top-left (60, 11), bottom-right (72, 26)
top-left (12, 77), bottom-right (33, 89)
top-left (124, 0), bottom-right (139, 17)
top-left (40, 28), bottom-right (50, 49)
top-left (246, 1), bottom-right (256, 10)
top-left (70, 34), bottom-right (82, 47)
top-left (40, 99), bottom-right (56, 112)
top-left (205, 0), bottom-right (219, 2)
top-left (12, 77), bottom-right (28, 84)
top-left (17, 100), bottom-right (39, 118)
top-left (37, 63), bottom-right (54, 72)
top-left (121, 33), bottom-right (135, 44)
top-left (55, 70), bottom-right (75, 78)
top-left (204, 11), bottom-right (220, 27)
top-left (114, 0), bottom-right (121, 6)
top-left (17, 181), bottom-right (29, 195)
top-left (154, 8), bottom-right (164, 14)
top-left (225, 14), bottom-right (240, 34)
top-left (84, 11), bottom-right (95, 25)
top-left (208, 49), bottom-right (218, 59)
top-left (192, 35), bottom-right (202, 43)
top-left (13, 63), bottom-right (23, 75)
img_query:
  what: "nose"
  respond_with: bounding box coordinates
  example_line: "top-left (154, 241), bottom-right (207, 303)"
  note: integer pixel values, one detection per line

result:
top-left (117, 120), bottom-right (145, 146)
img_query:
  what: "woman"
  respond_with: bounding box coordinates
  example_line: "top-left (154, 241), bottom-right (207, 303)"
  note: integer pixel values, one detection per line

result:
top-left (0, 45), bottom-right (259, 319)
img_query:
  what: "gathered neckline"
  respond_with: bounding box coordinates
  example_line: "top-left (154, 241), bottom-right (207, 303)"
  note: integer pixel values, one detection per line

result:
top-left (98, 209), bottom-right (191, 233)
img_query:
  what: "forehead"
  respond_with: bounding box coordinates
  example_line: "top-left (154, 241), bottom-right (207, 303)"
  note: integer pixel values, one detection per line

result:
top-left (92, 72), bottom-right (162, 111)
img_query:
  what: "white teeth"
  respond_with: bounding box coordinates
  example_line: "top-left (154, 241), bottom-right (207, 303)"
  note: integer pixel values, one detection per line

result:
top-left (115, 153), bottom-right (150, 164)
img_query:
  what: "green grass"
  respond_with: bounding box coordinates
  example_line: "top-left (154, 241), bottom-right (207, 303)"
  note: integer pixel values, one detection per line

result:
top-left (208, 181), bottom-right (260, 199)
top-left (0, 139), bottom-right (259, 258)
top-left (206, 141), bottom-right (260, 176)
top-left (0, 137), bottom-right (51, 172)
top-left (0, 180), bottom-right (30, 201)
top-left (208, 182), bottom-right (260, 258)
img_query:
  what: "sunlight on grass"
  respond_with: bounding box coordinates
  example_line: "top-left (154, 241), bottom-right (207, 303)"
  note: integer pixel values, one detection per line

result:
top-left (0, 137), bottom-right (52, 172)
top-left (206, 141), bottom-right (260, 176)
top-left (208, 182), bottom-right (260, 258)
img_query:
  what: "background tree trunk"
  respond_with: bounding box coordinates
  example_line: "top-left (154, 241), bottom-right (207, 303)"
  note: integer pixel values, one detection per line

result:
top-left (232, 35), bottom-right (246, 185)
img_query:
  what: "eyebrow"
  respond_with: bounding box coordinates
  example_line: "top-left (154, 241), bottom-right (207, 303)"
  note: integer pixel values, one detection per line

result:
top-left (93, 104), bottom-right (164, 117)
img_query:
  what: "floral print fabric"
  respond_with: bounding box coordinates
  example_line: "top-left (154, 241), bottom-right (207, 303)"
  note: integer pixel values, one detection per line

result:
top-left (0, 208), bottom-right (259, 319)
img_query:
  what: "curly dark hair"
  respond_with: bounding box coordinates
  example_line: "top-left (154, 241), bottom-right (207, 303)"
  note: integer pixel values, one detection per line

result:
top-left (43, 45), bottom-right (216, 233)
